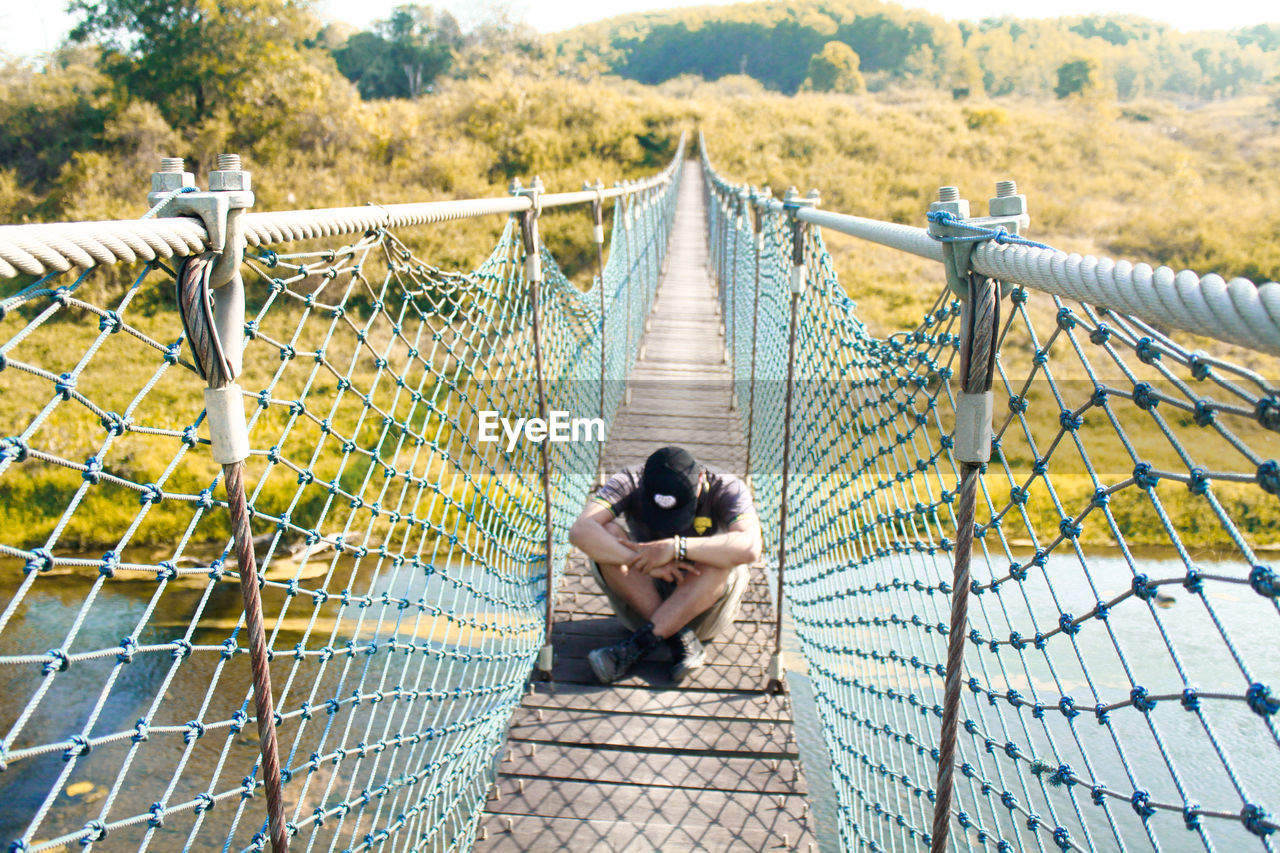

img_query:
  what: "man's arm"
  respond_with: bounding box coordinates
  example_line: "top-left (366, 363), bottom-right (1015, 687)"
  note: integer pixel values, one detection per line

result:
top-left (683, 513), bottom-right (763, 569)
top-left (569, 500), bottom-right (639, 568)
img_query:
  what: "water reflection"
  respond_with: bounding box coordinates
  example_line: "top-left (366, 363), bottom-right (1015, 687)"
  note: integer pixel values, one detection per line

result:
top-left (0, 546), bottom-right (539, 851)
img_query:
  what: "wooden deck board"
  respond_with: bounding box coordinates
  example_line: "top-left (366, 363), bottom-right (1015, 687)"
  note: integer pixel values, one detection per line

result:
top-left (478, 164), bottom-right (813, 851)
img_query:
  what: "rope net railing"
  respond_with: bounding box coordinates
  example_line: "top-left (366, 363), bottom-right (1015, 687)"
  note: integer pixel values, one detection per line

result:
top-left (702, 137), bottom-right (1280, 853)
top-left (0, 141), bottom-right (681, 852)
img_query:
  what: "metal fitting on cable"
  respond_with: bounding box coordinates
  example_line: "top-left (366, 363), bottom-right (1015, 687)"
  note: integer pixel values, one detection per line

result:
top-left (782, 188), bottom-right (819, 295)
top-left (927, 181), bottom-right (1029, 299)
top-left (511, 176), bottom-right (544, 284)
top-left (925, 181), bottom-right (1028, 464)
top-left (161, 154), bottom-right (254, 466)
top-left (752, 186), bottom-right (771, 250)
top-left (585, 179), bottom-right (606, 246)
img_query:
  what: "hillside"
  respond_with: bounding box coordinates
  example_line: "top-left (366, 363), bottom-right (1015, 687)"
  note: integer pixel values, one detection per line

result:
top-left (555, 0), bottom-right (1280, 99)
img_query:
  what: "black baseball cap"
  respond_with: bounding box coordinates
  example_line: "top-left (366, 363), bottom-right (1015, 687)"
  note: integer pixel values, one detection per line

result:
top-left (639, 446), bottom-right (701, 537)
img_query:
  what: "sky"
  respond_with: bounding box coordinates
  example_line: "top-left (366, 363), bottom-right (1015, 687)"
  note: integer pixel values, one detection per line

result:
top-left (4, 0), bottom-right (1277, 60)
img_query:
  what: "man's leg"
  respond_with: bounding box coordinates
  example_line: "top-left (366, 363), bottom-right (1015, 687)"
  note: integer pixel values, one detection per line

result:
top-left (649, 563), bottom-right (732, 638)
top-left (595, 560), bottom-right (663, 622)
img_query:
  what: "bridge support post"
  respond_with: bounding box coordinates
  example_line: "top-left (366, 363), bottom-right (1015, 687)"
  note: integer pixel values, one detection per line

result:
top-left (514, 176), bottom-right (557, 681)
top-left (926, 182), bottom-right (1025, 853)
top-left (744, 186), bottom-right (770, 489)
top-left (165, 155), bottom-right (290, 853)
top-left (588, 180), bottom-right (607, 487)
top-left (767, 187), bottom-right (818, 695)
top-left (619, 183), bottom-right (635, 409)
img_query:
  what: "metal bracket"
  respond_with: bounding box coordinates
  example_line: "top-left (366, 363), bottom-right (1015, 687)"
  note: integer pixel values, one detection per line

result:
top-left (782, 188), bottom-right (819, 295)
top-left (585, 179), bottom-right (605, 245)
top-left (765, 652), bottom-right (787, 694)
top-left (750, 186), bottom-right (770, 250)
top-left (927, 184), bottom-right (1029, 298)
top-left (155, 156), bottom-right (254, 381)
top-left (512, 177), bottom-right (544, 284)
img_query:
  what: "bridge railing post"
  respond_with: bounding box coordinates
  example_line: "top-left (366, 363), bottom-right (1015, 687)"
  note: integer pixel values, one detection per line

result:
top-left (513, 176), bottom-right (557, 680)
top-left (925, 180), bottom-right (1026, 853)
top-left (744, 186), bottom-right (769, 488)
top-left (163, 154), bottom-right (290, 853)
top-left (618, 183), bottom-right (635, 408)
top-left (767, 186), bottom-right (818, 695)
top-left (587, 180), bottom-right (607, 486)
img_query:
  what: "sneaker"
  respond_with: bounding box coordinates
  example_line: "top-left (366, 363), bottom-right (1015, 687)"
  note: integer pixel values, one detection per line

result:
top-left (588, 623), bottom-right (659, 684)
top-left (667, 628), bottom-right (706, 684)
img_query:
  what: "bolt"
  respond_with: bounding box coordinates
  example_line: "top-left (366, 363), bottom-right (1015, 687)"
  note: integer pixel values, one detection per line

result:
top-left (208, 153), bottom-right (251, 193)
top-left (509, 178), bottom-right (523, 193)
top-left (532, 175), bottom-right (544, 192)
top-left (988, 181), bottom-right (1028, 219)
top-left (150, 158), bottom-right (194, 197)
top-left (806, 189), bottom-right (821, 203)
top-left (479, 826), bottom-right (487, 841)
top-left (783, 186), bottom-right (799, 201)
top-left (517, 779), bottom-right (525, 795)
top-left (937, 186), bottom-right (960, 203)
top-left (504, 817), bottom-right (513, 832)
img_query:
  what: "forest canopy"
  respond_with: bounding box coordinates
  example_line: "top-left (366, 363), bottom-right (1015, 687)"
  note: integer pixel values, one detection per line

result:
top-left (554, 0), bottom-right (1280, 99)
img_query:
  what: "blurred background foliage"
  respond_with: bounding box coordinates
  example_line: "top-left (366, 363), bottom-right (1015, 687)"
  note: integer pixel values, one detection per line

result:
top-left (0, 0), bottom-right (1277, 310)
top-left (0, 0), bottom-right (1277, 548)
top-left (0, 0), bottom-right (1276, 294)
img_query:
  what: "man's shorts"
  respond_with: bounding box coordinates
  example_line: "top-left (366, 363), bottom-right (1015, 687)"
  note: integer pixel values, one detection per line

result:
top-left (587, 558), bottom-right (750, 642)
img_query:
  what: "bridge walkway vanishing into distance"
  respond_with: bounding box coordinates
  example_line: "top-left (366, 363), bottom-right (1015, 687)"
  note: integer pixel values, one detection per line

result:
top-left (0, 131), bottom-right (1278, 853)
top-left (474, 165), bottom-right (816, 850)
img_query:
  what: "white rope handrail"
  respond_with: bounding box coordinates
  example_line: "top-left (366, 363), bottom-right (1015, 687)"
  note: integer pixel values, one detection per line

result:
top-left (0, 139), bottom-right (684, 279)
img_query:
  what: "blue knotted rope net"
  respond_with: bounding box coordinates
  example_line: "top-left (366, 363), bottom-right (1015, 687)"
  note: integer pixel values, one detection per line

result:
top-left (0, 164), bottom-right (677, 852)
top-left (704, 153), bottom-right (1280, 852)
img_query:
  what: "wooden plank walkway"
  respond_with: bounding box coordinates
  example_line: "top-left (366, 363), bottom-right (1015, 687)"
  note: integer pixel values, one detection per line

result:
top-left (475, 166), bottom-right (815, 851)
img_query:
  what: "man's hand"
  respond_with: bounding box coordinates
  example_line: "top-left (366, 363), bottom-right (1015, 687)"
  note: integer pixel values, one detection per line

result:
top-left (626, 538), bottom-right (675, 574)
top-left (622, 537), bottom-right (701, 582)
top-left (648, 560), bottom-right (701, 583)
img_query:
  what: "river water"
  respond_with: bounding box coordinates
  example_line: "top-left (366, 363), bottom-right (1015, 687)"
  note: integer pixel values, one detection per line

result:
top-left (1, 548), bottom-right (1276, 852)
top-left (0, 547), bottom-right (529, 852)
top-left (786, 547), bottom-right (1280, 853)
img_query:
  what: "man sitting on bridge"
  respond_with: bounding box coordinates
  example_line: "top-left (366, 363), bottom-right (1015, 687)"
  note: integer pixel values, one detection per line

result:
top-left (569, 446), bottom-right (762, 684)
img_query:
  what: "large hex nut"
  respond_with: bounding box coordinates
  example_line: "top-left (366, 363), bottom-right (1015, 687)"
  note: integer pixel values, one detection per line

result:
top-left (989, 194), bottom-right (1027, 217)
top-left (151, 171), bottom-right (195, 193)
top-left (929, 199), bottom-right (971, 219)
top-left (209, 170), bottom-right (252, 192)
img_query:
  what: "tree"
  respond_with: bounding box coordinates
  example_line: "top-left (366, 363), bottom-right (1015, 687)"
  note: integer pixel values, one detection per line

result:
top-left (1054, 55), bottom-right (1100, 99)
top-left (68, 0), bottom-right (317, 125)
top-left (805, 41), bottom-right (864, 93)
top-left (333, 5), bottom-right (462, 99)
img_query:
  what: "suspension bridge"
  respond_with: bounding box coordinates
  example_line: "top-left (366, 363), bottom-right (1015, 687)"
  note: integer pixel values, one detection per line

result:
top-left (0, 130), bottom-right (1276, 853)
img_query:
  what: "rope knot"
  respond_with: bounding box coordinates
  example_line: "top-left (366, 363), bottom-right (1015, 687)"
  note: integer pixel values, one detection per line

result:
top-left (1250, 565), bottom-right (1278, 598)
top-left (1242, 803), bottom-right (1275, 837)
top-left (42, 648), bottom-right (69, 674)
top-left (1257, 460), bottom-right (1280, 495)
top-left (1131, 789), bottom-right (1155, 819)
top-left (1246, 682), bottom-right (1279, 717)
top-left (1130, 686), bottom-right (1156, 712)
top-left (63, 734), bottom-right (91, 760)
top-left (83, 819), bottom-right (108, 842)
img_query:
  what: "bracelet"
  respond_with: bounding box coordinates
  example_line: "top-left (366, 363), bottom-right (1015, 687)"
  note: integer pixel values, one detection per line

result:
top-left (675, 535), bottom-right (687, 562)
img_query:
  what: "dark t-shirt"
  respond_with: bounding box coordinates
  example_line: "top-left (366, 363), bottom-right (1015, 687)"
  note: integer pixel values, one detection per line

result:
top-left (591, 464), bottom-right (755, 542)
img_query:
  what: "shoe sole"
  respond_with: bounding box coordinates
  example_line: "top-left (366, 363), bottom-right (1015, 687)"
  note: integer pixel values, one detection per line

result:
top-left (588, 649), bottom-right (614, 684)
top-left (670, 655), bottom-right (706, 684)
